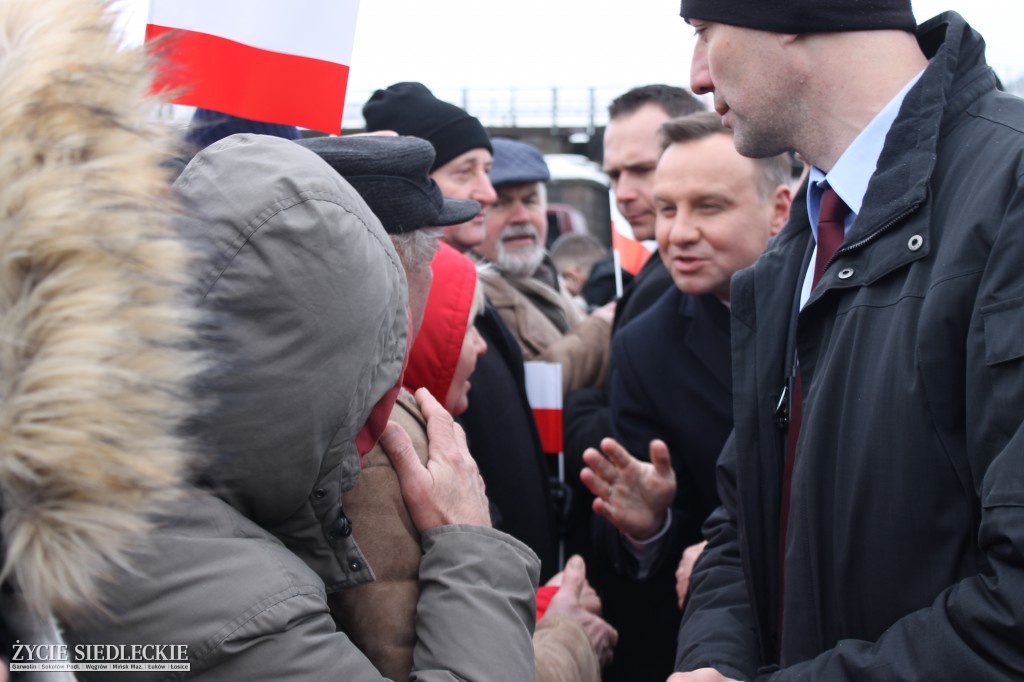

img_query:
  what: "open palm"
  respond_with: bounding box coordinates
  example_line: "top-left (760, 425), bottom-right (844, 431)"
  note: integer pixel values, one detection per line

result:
top-left (581, 437), bottom-right (676, 539)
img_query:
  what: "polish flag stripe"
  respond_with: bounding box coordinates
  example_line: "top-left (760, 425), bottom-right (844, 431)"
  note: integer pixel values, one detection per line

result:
top-left (525, 362), bottom-right (563, 454)
top-left (147, 0), bottom-right (359, 64)
top-left (146, 0), bottom-right (359, 134)
top-left (612, 219), bottom-right (653, 276)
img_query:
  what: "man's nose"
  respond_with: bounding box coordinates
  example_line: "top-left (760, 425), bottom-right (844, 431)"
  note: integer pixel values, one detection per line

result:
top-left (474, 173), bottom-right (497, 207)
top-left (669, 216), bottom-right (701, 245)
top-left (616, 174), bottom-right (640, 202)
top-left (690, 42), bottom-right (714, 95)
top-left (508, 200), bottom-right (531, 224)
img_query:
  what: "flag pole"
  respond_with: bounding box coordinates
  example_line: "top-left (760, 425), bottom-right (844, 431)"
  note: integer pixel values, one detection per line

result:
top-left (612, 249), bottom-right (624, 299)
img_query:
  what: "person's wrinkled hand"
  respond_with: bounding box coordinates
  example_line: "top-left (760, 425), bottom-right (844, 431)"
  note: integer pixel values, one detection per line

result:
top-left (545, 561), bottom-right (601, 616)
top-left (666, 669), bottom-right (740, 682)
top-left (544, 555), bottom-right (618, 667)
top-left (675, 540), bottom-right (708, 608)
top-left (379, 387), bottom-right (491, 531)
top-left (581, 437), bottom-right (676, 539)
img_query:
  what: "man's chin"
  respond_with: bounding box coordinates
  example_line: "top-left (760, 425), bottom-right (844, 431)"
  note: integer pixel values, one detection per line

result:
top-left (626, 217), bottom-right (655, 241)
top-left (443, 221), bottom-right (485, 253)
top-left (497, 247), bottom-right (544, 278)
top-left (631, 226), bottom-right (656, 241)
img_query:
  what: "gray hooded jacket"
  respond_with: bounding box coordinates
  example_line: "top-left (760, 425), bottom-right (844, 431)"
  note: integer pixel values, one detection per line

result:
top-left (62, 134), bottom-right (540, 680)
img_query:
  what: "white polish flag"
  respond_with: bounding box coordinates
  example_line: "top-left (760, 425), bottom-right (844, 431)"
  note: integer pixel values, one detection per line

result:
top-left (524, 361), bottom-right (563, 454)
top-left (146, 0), bottom-right (360, 134)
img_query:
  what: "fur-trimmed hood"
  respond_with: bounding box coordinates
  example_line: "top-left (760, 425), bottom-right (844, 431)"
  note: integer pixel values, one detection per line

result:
top-left (0, 0), bottom-right (202, 619)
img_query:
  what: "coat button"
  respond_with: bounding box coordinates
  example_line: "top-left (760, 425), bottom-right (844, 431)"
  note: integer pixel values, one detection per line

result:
top-left (838, 268), bottom-right (855, 280)
top-left (349, 560), bottom-right (362, 572)
top-left (313, 488), bottom-right (327, 499)
top-left (908, 234), bottom-right (924, 251)
top-left (330, 512), bottom-right (352, 539)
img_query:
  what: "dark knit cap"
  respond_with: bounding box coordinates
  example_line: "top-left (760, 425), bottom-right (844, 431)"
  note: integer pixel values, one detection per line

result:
top-left (296, 135), bottom-right (481, 235)
top-left (680, 0), bottom-right (916, 33)
top-left (185, 108), bottom-right (300, 150)
top-left (362, 82), bottom-right (492, 172)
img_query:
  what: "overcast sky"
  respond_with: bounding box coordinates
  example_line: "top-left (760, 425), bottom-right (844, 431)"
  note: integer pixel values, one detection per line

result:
top-left (118, 1), bottom-right (1023, 127)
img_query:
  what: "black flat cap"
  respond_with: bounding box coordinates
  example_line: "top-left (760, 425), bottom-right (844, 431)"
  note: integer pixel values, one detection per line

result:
top-left (296, 135), bottom-right (481, 234)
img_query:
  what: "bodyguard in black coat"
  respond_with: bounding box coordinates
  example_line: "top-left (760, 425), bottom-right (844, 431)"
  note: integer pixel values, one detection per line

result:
top-left (677, 10), bottom-right (1024, 680)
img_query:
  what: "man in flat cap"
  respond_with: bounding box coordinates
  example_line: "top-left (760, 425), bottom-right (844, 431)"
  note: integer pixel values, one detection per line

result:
top-left (671, 1), bottom-right (1024, 680)
top-left (361, 88), bottom-right (566, 586)
top-left (475, 137), bottom-right (614, 394)
top-left (301, 134), bottom-right (619, 681)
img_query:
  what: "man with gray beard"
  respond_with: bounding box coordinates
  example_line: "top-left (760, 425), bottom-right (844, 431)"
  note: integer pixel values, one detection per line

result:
top-left (475, 138), bottom-right (613, 394)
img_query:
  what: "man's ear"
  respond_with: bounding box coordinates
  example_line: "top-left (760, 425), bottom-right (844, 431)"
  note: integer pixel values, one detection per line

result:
top-left (768, 184), bottom-right (793, 236)
top-left (561, 266), bottom-right (585, 296)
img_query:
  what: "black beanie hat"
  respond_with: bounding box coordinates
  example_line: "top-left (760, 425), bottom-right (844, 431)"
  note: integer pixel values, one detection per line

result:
top-left (362, 82), bottom-right (492, 172)
top-left (680, 0), bottom-right (916, 34)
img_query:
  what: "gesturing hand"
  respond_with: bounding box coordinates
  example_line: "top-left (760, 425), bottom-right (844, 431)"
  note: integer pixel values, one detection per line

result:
top-left (379, 388), bottom-right (491, 531)
top-left (580, 437), bottom-right (676, 540)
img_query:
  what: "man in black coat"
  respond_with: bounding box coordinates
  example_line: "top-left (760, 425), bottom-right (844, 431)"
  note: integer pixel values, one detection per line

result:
top-left (673, 3), bottom-right (1024, 681)
top-left (457, 302), bottom-right (560, 582)
top-left (580, 112), bottom-right (792, 681)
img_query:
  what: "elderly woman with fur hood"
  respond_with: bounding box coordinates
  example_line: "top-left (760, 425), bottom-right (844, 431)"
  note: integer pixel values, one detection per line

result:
top-left (0, 1), bottom-right (539, 679)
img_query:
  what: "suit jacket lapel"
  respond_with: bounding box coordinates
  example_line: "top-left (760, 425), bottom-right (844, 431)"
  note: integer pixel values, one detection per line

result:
top-left (680, 293), bottom-right (732, 392)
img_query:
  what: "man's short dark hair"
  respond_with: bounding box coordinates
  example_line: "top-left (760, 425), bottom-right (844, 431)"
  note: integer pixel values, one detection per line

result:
top-left (660, 111), bottom-right (791, 200)
top-left (607, 84), bottom-right (704, 120)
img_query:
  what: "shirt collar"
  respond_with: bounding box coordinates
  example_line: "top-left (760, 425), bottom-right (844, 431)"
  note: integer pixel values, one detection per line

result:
top-left (806, 68), bottom-right (924, 233)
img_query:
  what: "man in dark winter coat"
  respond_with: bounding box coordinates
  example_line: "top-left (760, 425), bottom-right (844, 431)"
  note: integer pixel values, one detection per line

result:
top-left (580, 112), bottom-right (792, 682)
top-left (672, 2), bottom-right (1024, 681)
top-left (562, 85), bottom-right (705, 573)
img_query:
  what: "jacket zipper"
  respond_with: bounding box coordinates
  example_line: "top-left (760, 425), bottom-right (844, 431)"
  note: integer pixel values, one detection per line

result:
top-left (823, 203), bottom-right (922, 274)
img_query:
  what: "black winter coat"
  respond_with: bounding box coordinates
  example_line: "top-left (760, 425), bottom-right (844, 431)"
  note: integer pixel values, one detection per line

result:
top-left (677, 12), bottom-right (1024, 681)
top-left (458, 303), bottom-right (560, 582)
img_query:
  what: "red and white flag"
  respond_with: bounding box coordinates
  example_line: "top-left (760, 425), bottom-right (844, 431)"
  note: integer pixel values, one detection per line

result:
top-left (146, 0), bottom-right (360, 134)
top-left (611, 218), bottom-right (654, 277)
top-left (524, 362), bottom-right (563, 454)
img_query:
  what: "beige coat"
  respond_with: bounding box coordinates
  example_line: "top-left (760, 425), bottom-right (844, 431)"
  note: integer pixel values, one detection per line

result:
top-left (478, 261), bottom-right (611, 394)
top-left (338, 393), bottom-right (602, 682)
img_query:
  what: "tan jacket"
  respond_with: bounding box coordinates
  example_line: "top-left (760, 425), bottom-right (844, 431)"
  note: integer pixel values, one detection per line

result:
top-left (478, 263), bottom-right (611, 394)
top-left (338, 392), bottom-right (602, 682)
top-left (330, 391), bottom-right (427, 681)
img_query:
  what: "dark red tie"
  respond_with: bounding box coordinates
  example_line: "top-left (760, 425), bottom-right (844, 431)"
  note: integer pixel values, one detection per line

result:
top-left (777, 186), bottom-right (850, 648)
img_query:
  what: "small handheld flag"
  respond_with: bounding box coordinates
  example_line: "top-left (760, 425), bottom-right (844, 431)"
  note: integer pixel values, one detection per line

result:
top-left (146, 0), bottom-right (360, 134)
top-left (611, 218), bottom-right (654, 278)
top-left (524, 361), bottom-right (563, 454)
